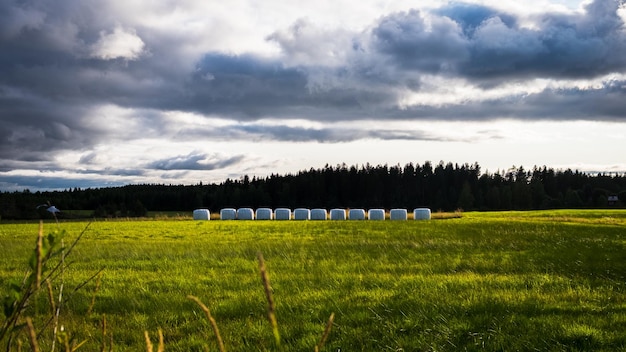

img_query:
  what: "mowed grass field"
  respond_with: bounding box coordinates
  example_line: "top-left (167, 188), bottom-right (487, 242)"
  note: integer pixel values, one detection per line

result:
top-left (1, 210), bottom-right (626, 351)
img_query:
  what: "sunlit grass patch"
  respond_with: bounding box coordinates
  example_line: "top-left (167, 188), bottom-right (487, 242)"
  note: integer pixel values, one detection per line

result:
top-left (1, 210), bottom-right (626, 350)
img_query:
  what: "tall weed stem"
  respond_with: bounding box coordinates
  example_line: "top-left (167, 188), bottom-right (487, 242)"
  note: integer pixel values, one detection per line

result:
top-left (257, 252), bottom-right (280, 348)
top-left (187, 295), bottom-right (226, 352)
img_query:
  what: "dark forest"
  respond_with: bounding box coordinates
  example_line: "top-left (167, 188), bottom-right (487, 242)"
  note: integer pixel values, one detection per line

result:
top-left (1, 162), bottom-right (625, 219)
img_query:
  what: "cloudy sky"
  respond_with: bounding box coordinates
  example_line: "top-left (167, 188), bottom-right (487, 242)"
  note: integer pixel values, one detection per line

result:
top-left (1, 0), bottom-right (626, 191)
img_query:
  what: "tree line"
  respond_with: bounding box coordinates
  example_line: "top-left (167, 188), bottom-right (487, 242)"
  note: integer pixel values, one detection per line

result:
top-left (1, 162), bottom-right (625, 219)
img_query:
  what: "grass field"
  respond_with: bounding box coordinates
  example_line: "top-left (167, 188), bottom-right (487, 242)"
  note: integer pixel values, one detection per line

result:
top-left (1, 210), bottom-right (626, 351)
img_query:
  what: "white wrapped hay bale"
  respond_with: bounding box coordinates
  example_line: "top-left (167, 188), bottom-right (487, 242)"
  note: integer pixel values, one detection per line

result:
top-left (274, 208), bottom-right (291, 220)
top-left (348, 209), bottom-right (365, 220)
top-left (193, 209), bottom-right (210, 220)
top-left (413, 208), bottom-right (432, 220)
top-left (294, 208), bottom-right (310, 220)
top-left (390, 208), bottom-right (408, 220)
top-left (237, 207), bottom-right (254, 220)
top-left (256, 208), bottom-right (273, 220)
top-left (310, 208), bottom-right (327, 220)
top-left (220, 208), bottom-right (236, 220)
top-left (330, 208), bottom-right (346, 220)
top-left (368, 209), bottom-right (385, 220)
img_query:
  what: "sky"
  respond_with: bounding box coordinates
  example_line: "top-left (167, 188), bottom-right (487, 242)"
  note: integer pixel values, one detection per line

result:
top-left (1, 0), bottom-right (626, 191)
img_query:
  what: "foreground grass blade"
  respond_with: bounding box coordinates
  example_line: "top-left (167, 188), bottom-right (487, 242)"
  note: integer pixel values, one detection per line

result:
top-left (315, 312), bottom-right (335, 352)
top-left (26, 317), bottom-right (39, 352)
top-left (257, 252), bottom-right (280, 348)
top-left (187, 295), bottom-right (226, 352)
top-left (144, 331), bottom-right (153, 352)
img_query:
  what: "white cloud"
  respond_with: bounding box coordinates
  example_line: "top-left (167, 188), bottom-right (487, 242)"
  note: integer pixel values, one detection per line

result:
top-left (2, 0), bottom-right (626, 191)
top-left (90, 26), bottom-right (145, 60)
top-left (267, 18), bottom-right (354, 67)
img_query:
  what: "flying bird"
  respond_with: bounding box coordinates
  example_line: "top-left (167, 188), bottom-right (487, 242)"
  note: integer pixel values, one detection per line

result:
top-left (37, 203), bottom-right (61, 213)
top-left (46, 206), bottom-right (60, 213)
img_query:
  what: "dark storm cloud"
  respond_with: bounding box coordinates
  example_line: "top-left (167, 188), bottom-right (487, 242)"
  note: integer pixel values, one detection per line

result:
top-left (371, 9), bottom-right (471, 73)
top-left (3, 0), bottom-right (625, 120)
top-left (0, 100), bottom-right (94, 161)
top-left (513, 80), bottom-right (626, 120)
top-left (370, 0), bottom-right (626, 82)
top-left (435, 3), bottom-right (518, 37)
top-left (148, 152), bottom-right (246, 171)
top-left (186, 53), bottom-right (398, 119)
top-left (0, 174), bottom-right (127, 191)
top-left (74, 168), bottom-right (146, 177)
top-left (0, 1), bottom-right (122, 159)
top-left (382, 79), bottom-right (626, 121)
top-left (0, 0), bottom-right (193, 162)
top-left (1, 0), bottom-right (626, 175)
top-left (175, 123), bottom-right (497, 143)
top-left (188, 54), bottom-right (311, 116)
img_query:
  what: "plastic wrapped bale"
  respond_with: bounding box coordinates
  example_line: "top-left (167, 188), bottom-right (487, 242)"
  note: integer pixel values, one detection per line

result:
top-left (310, 208), bottom-right (328, 220)
top-left (390, 208), bottom-right (408, 220)
top-left (255, 208), bottom-right (273, 220)
top-left (348, 209), bottom-right (365, 220)
top-left (368, 209), bottom-right (385, 220)
top-left (237, 207), bottom-right (255, 220)
top-left (413, 208), bottom-right (432, 220)
top-left (193, 209), bottom-right (210, 220)
top-left (274, 208), bottom-right (291, 220)
top-left (330, 208), bottom-right (346, 220)
top-left (293, 208), bottom-right (310, 220)
top-left (220, 208), bottom-right (236, 220)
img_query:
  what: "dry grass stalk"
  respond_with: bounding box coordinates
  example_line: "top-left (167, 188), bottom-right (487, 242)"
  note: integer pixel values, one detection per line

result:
top-left (35, 221), bottom-right (43, 290)
top-left (66, 338), bottom-right (87, 352)
top-left (144, 331), bottom-right (153, 352)
top-left (157, 329), bottom-right (164, 352)
top-left (314, 313), bottom-right (335, 352)
top-left (45, 279), bottom-right (56, 315)
top-left (101, 314), bottom-right (107, 352)
top-left (187, 295), bottom-right (226, 352)
top-left (62, 334), bottom-right (71, 352)
top-left (25, 317), bottom-right (39, 352)
top-left (257, 252), bottom-right (280, 347)
top-left (51, 238), bottom-right (66, 352)
top-left (88, 272), bottom-right (102, 316)
top-left (72, 340), bottom-right (87, 351)
top-left (143, 328), bottom-right (164, 352)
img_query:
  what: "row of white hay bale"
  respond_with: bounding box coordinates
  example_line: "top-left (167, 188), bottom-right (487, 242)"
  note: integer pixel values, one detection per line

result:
top-left (194, 208), bottom-right (431, 220)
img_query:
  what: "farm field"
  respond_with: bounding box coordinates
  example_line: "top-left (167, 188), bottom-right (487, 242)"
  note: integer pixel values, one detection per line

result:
top-left (1, 210), bottom-right (626, 351)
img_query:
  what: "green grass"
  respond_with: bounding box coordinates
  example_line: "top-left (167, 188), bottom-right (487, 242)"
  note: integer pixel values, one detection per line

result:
top-left (1, 210), bottom-right (626, 351)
